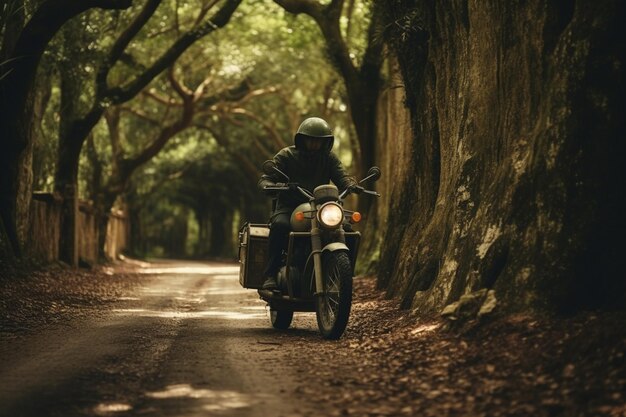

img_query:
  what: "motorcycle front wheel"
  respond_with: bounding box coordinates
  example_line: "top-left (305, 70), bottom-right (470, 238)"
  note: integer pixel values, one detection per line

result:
top-left (316, 251), bottom-right (353, 339)
top-left (270, 309), bottom-right (293, 329)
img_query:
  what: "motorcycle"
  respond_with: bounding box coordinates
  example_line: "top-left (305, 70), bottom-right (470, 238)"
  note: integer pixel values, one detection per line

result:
top-left (238, 161), bottom-right (381, 339)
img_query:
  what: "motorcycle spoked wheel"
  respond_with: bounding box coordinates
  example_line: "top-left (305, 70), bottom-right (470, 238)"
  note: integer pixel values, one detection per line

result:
top-left (270, 309), bottom-right (293, 329)
top-left (316, 251), bottom-right (353, 339)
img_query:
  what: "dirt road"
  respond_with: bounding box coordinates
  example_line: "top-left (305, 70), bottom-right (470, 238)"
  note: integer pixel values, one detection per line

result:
top-left (2, 260), bottom-right (625, 417)
top-left (0, 261), bottom-right (317, 417)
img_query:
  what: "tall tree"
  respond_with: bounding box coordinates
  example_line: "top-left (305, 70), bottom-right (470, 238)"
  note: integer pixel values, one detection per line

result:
top-left (91, 69), bottom-right (257, 259)
top-left (273, 0), bottom-right (383, 178)
top-left (0, 0), bottom-right (132, 257)
top-left (54, 0), bottom-right (242, 264)
top-left (376, 0), bottom-right (626, 313)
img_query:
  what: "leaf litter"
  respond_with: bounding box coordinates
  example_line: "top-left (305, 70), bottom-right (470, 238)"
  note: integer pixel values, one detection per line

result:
top-left (1, 266), bottom-right (625, 417)
top-left (280, 276), bottom-right (626, 417)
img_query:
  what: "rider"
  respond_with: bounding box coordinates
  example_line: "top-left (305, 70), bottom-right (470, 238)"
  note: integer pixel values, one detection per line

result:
top-left (258, 117), bottom-right (362, 290)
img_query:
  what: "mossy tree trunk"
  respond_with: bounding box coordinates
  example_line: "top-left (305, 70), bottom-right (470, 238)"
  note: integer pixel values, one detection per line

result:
top-left (376, 0), bottom-right (626, 313)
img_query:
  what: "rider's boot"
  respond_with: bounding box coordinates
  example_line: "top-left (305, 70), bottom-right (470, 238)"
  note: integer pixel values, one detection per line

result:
top-left (262, 275), bottom-right (278, 290)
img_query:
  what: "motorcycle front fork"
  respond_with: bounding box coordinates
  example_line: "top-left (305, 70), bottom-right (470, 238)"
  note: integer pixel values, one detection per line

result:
top-left (310, 216), bottom-right (346, 296)
top-left (311, 221), bottom-right (324, 296)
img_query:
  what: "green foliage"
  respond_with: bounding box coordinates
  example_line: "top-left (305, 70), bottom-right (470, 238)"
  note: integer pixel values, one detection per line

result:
top-left (28, 0), bottom-right (373, 258)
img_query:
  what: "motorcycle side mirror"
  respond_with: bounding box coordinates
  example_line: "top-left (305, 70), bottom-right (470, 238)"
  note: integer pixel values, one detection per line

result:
top-left (359, 166), bottom-right (382, 184)
top-left (368, 166), bottom-right (382, 181)
top-left (262, 159), bottom-right (290, 181)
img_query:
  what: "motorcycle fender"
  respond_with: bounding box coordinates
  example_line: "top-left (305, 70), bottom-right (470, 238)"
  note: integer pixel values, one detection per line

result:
top-left (321, 242), bottom-right (349, 253)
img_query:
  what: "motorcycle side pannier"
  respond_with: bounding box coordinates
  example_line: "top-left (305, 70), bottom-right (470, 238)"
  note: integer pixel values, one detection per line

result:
top-left (238, 223), bottom-right (270, 289)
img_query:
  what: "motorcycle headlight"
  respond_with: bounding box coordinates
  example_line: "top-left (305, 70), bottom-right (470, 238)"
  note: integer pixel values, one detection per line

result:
top-left (318, 203), bottom-right (344, 228)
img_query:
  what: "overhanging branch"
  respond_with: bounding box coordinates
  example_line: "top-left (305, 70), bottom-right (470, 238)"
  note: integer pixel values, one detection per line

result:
top-left (168, 65), bottom-right (193, 98)
top-left (119, 106), bottom-right (161, 126)
top-left (230, 107), bottom-right (287, 150)
top-left (96, 0), bottom-right (161, 97)
top-left (108, 0), bottom-right (242, 104)
top-left (195, 123), bottom-right (261, 182)
top-left (273, 0), bottom-right (321, 16)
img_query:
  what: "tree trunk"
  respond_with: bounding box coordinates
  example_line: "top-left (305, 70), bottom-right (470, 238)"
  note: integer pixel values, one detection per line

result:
top-left (0, 0), bottom-right (132, 258)
top-left (273, 0), bottom-right (383, 213)
top-left (95, 191), bottom-right (119, 261)
top-left (317, 4), bottom-right (383, 183)
top-left (194, 211), bottom-right (211, 257)
top-left (377, 0), bottom-right (626, 312)
top-left (55, 50), bottom-right (94, 265)
top-left (0, 0), bottom-right (25, 257)
top-left (52, 0), bottom-right (242, 263)
top-left (209, 206), bottom-right (234, 258)
top-left (127, 203), bottom-right (144, 257)
top-left (90, 110), bottom-right (121, 261)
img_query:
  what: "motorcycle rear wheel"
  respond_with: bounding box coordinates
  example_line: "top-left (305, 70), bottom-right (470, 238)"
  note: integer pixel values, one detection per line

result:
top-left (270, 309), bottom-right (293, 329)
top-left (316, 251), bottom-right (352, 339)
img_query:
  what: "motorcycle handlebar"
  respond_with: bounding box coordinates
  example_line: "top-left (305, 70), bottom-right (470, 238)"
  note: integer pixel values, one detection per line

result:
top-left (264, 184), bottom-right (313, 200)
top-left (338, 187), bottom-right (381, 200)
top-left (266, 184), bottom-right (379, 200)
top-left (363, 189), bottom-right (381, 197)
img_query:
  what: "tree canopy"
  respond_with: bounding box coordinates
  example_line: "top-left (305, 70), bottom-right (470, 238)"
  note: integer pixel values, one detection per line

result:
top-left (1, 0), bottom-right (375, 260)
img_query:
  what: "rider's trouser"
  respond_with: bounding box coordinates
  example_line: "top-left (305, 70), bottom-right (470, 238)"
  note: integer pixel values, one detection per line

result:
top-left (263, 211), bottom-right (292, 278)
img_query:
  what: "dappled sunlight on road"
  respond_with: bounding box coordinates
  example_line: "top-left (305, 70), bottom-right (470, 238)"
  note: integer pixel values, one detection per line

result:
top-left (105, 260), bottom-right (240, 277)
top-left (173, 296), bottom-right (205, 303)
top-left (145, 384), bottom-right (266, 413)
top-left (137, 265), bottom-right (240, 275)
top-left (112, 308), bottom-right (266, 320)
top-left (93, 402), bottom-right (132, 415)
top-left (203, 287), bottom-right (248, 295)
top-left (107, 261), bottom-right (270, 323)
top-left (211, 274), bottom-right (241, 280)
top-left (0, 258), bottom-right (314, 417)
top-left (93, 384), bottom-right (269, 415)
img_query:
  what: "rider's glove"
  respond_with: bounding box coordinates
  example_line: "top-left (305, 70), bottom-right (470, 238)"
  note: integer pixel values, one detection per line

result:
top-left (263, 187), bottom-right (276, 196)
top-left (263, 182), bottom-right (283, 195)
top-left (275, 183), bottom-right (297, 192)
top-left (275, 182), bottom-right (298, 191)
top-left (349, 184), bottom-right (365, 194)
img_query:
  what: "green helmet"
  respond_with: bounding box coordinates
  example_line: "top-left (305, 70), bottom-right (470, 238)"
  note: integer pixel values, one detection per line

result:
top-left (294, 117), bottom-right (334, 151)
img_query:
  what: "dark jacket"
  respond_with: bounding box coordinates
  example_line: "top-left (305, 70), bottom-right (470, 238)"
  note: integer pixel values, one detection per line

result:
top-left (258, 143), bottom-right (356, 213)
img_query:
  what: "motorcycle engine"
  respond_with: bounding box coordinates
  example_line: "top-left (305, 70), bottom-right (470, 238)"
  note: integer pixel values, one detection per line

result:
top-left (277, 266), bottom-right (301, 295)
